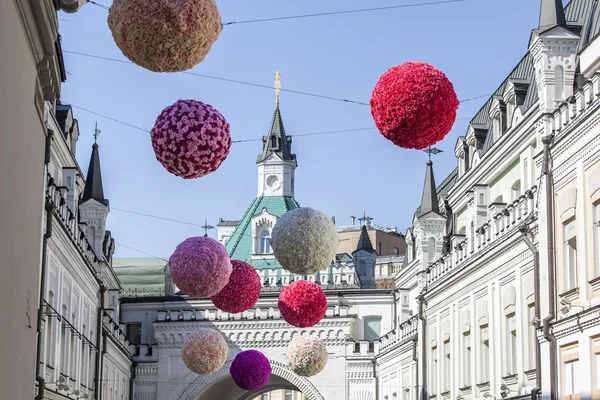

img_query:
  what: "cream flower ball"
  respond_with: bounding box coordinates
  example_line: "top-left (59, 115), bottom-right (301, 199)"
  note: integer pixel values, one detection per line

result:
top-left (181, 328), bottom-right (228, 374)
top-left (271, 207), bottom-right (339, 275)
top-left (285, 336), bottom-right (328, 377)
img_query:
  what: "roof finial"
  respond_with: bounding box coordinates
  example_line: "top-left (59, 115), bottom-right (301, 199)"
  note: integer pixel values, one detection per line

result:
top-left (93, 121), bottom-right (101, 144)
top-left (201, 219), bottom-right (214, 237)
top-left (274, 70), bottom-right (281, 107)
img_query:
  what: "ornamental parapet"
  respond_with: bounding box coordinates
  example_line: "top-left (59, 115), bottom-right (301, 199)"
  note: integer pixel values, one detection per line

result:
top-left (378, 315), bottom-right (418, 354)
top-left (426, 185), bottom-right (537, 287)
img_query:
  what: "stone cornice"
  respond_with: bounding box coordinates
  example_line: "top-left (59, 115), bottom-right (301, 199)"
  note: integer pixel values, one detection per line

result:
top-left (550, 305), bottom-right (600, 339)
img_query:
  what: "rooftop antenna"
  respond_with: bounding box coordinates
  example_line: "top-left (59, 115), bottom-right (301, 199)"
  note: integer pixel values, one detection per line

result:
top-left (424, 146), bottom-right (443, 161)
top-left (201, 220), bottom-right (214, 237)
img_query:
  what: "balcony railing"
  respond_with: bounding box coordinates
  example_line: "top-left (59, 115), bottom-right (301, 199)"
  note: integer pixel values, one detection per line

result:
top-left (427, 185), bottom-right (538, 286)
top-left (379, 315), bottom-right (418, 353)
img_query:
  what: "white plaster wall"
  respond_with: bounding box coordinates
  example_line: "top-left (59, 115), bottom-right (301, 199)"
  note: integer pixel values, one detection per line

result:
top-left (0, 1), bottom-right (47, 398)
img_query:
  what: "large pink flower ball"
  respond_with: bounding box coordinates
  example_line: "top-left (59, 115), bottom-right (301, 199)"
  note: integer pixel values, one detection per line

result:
top-left (211, 260), bottom-right (262, 313)
top-left (108, 0), bottom-right (222, 72)
top-left (182, 328), bottom-right (228, 374)
top-left (370, 62), bottom-right (460, 150)
top-left (278, 280), bottom-right (327, 328)
top-left (169, 236), bottom-right (232, 298)
top-left (286, 336), bottom-right (328, 377)
top-left (230, 350), bottom-right (272, 391)
top-left (151, 99), bottom-right (231, 179)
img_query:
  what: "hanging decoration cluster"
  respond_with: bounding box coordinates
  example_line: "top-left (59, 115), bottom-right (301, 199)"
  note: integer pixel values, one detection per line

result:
top-left (169, 236), bottom-right (232, 298)
top-left (107, 0), bottom-right (222, 73)
top-left (370, 62), bottom-right (459, 150)
top-left (182, 329), bottom-right (228, 374)
top-left (271, 207), bottom-right (339, 275)
top-left (286, 336), bottom-right (328, 377)
top-left (211, 260), bottom-right (262, 313)
top-left (278, 280), bottom-right (327, 328)
top-left (150, 99), bottom-right (232, 179)
top-left (230, 350), bottom-right (272, 391)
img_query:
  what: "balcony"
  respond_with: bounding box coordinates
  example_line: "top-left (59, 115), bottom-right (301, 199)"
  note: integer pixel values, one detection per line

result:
top-left (427, 185), bottom-right (538, 287)
top-left (378, 315), bottom-right (418, 354)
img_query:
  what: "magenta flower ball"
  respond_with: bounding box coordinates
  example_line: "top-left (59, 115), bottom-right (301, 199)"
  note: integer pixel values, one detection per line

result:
top-left (211, 260), bottom-right (262, 313)
top-left (230, 350), bottom-right (272, 391)
top-left (278, 280), bottom-right (327, 328)
top-left (151, 99), bottom-right (232, 179)
top-left (108, 0), bottom-right (223, 72)
top-left (169, 236), bottom-right (232, 298)
top-left (370, 62), bottom-right (460, 150)
top-left (182, 328), bottom-right (228, 374)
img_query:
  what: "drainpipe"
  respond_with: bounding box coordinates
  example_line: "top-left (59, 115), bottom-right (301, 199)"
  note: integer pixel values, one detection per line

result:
top-left (129, 362), bottom-right (136, 400)
top-left (35, 129), bottom-right (54, 400)
top-left (519, 225), bottom-right (541, 400)
top-left (94, 286), bottom-right (106, 400)
top-left (412, 335), bottom-right (419, 400)
top-left (541, 134), bottom-right (557, 400)
top-left (392, 290), bottom-right (398, 328)
top-left (417, 291), bottom-right (427, 400)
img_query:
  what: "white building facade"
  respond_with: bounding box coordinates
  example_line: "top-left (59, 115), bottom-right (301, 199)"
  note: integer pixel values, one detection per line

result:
top-left (376, 1), bottom-right (600, 400)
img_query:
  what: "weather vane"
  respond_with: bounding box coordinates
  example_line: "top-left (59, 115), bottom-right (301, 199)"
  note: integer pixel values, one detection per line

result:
top-left (201, 219), bottom-right (214, 237)
top-left (424, 146), bottom-right (443, 160)
top-left (274, 70), bottom-right (281, 106)
top-left (93, 122), bottom-right (101, 144)
top-left (358, 212), bottom-right (373, 227)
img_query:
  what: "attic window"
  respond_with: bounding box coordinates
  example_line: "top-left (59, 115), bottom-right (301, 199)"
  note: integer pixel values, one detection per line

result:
top-left (270, 136), bottom-right (278, 149)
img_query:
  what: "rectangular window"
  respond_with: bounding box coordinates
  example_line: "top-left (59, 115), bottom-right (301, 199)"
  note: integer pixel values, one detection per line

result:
top-left (595, 204), bottom-right (600, 277)
top-left (528, 305), bottom-right (536, 371)
top-left (364, 318), bottom-right (382, 341)
top-left (592, 336), bottom-right (600, 398)
top-left (564, 220), bottom-right (578, 291)
top-left (561, 343), bottom-right (580, 399)
top-left (564, 360), bottom-right (579, 395)
top-left (480, 193), bottom-right (484, 204)
top-left (479, 326), bottom-right (490, 383)
top-left (126, 323), bottom-right (142, 345)
top-left (378, 242), bottom-right (382, 255)
top-left (393, 247), bottom-right (399, 256)
top-left (431, 346), bottom-right (438, 395)
top-left (262, 394), bottom-right (269, 400)
top-left (285, 390), bottom-right (293, 400)
top-left (505, 314), bottom-right (517, 375)
top-left (443, 340), bottom-right (450, 392)
top-left (462, 332), bottom-right (471, 387)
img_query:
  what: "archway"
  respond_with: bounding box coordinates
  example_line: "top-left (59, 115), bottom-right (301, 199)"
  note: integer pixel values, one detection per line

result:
top-left (178, 360), bottom-right (324, 400)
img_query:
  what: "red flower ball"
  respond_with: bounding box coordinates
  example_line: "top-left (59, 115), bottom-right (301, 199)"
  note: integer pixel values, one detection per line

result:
top-left (278, 280), bottom-right (327, 328)
top-left (211, 260), bottom-right (262, 313)
top-left (150, 99), bottom-right (231, 179)
top-left (370, 62), bottom-right (459, 150)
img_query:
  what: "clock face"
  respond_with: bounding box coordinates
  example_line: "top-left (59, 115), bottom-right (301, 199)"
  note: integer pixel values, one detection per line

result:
top-left (266, 175), bottom-right (281, 190)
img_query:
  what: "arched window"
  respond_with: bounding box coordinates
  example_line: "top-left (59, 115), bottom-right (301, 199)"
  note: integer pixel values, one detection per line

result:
top-left (511, 180), bottom-right (521, 201)
top-left (555, 66), bottom-right (565, 101)
top-left (260, 230), bottom-right (271, 254)
top-left (428, 237), bottom-right (436, 262)
top-left (270, 136), bottom-right (277, 149)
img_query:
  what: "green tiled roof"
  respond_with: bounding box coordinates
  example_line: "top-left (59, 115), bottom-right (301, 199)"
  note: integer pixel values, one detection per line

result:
top-left (225, 196), bottom-right (300, 269)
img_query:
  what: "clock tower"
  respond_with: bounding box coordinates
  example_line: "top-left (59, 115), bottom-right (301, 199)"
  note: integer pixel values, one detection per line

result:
top-left (256, 70), bottom-right (297, 197)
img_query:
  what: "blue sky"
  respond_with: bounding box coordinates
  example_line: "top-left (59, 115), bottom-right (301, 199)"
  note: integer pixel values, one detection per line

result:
top-left (59, 0), bottom-right (546, 258)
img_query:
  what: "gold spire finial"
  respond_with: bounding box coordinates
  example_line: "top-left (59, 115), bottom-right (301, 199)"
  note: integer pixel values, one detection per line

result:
top-left (274, 70), bottom-right (281, 106)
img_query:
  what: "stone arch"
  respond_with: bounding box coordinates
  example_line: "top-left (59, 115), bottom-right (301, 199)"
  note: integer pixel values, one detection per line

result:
top-left (178, 360), bottom-right (324, 400)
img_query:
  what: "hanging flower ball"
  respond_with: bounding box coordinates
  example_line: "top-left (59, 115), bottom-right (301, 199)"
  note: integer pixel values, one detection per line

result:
top-left (150, 99), bottom-right (231, 179)
top-left (271, 207), bottom-right (338, 275)
top-left (169, 236), bottom-right (232, 298)
top-left (230, 350), bottom-right (272, 391)
top-left (211, 260), bottom-right (262, 313)
top-left (278, 280), bottom-right (327, 328)
top-left (286, 336), bottom-right (328, 377)
top-left (107, 0), bottom-right (223, 72)
top-left (370, 62), bottom-right (460, 150)
top-left (182, 328), bottom-right (228, 374)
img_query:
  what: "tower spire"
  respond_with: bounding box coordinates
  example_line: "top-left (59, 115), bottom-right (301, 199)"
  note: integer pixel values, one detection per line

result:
top-left (418, 160), bottom-right (440, 216)
top-left (538, 0), bottom-right (567, 31)
top-left (81, 127), bottom-right (108, 206)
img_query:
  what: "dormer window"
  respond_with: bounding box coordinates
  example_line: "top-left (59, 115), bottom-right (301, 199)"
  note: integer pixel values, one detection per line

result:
top-left (270, 135), bottom-right (278, 149)
top-left (260, 230), bottom-right (271, 254)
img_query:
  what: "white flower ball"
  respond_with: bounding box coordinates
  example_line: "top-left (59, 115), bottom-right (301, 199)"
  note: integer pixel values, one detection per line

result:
top-left (271, 207), bottom-right (339, 275)
top-left (286, 336), bottom-right (328, 377)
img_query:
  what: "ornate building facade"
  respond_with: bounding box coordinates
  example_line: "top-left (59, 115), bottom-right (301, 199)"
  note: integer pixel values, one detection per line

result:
top-left (38, 105), bottom-right (132, 400)
top-left (376, 1), bottom-right (600, 400)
